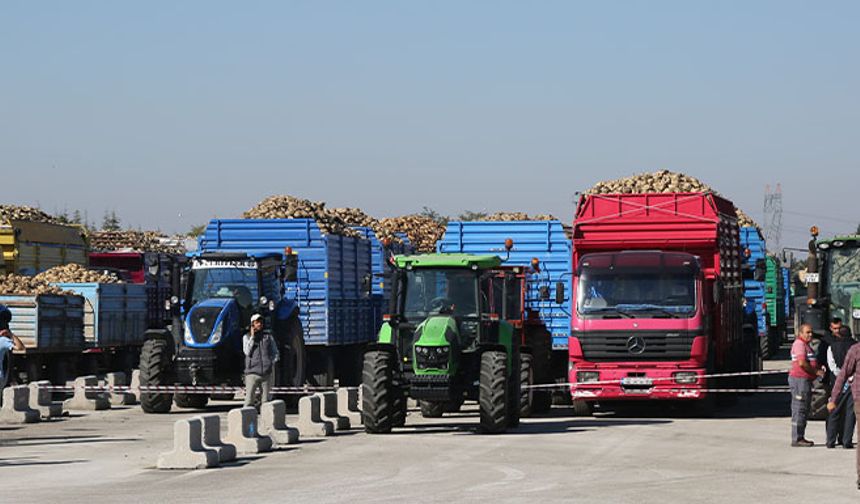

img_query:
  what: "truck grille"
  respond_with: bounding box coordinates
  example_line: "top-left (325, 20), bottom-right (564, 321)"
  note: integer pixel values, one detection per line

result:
top-left (575, 331), bottom-right (697, 361)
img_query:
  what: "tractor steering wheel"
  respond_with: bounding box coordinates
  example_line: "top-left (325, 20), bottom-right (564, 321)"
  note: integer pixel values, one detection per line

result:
top-left (429, 296), bottom-right (454, 314)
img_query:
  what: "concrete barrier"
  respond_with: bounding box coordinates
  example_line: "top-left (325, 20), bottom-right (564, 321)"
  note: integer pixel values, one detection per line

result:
top-left (157, 418), bottom-right (219, 470)
top-left (294, 395), bottom-right (334, 437)
top-left (0, 385), bottom-right (40, 424)
top-left (106, 372), bottom-right (136, 406)
top-left (320, 392), bottom-right (350, 430)
top-left (225, 407), bottom-right (273, 455)
top-left (337, 388), bottom-right (362, 426)
top-left (259, 400), bottom-right (299, 447)
top-left (64, 376), bottom-right (110, 411)
top-left (28, 381), bottom-right (63, 419)
top-left (130, 369), bottom-right (141, 402)
top-left (197, 414), bottom-right (236, 463)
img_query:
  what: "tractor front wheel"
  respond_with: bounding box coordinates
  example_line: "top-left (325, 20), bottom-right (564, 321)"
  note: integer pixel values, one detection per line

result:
top-left (174, 393), bottom-right (209, 409)
top-left (479, 351), bottom-right (508, 434)
top-left (362, 351), bottom-right (396, 433)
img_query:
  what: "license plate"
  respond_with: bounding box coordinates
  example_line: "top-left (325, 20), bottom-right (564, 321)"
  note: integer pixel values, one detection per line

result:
top-left (805, 272), bottom-right (819, 284)
top-left (621, 377), bottom-right (653, 386)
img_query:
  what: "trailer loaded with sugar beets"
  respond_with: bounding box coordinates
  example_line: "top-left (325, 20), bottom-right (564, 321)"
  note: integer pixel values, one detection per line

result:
top-left (568, 192), bottom-right (760, 415)
top-left (362, 252), bottom-right (528, 434)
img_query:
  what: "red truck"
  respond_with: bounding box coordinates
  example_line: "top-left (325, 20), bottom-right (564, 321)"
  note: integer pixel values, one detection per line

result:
top-left (568, 192), bottom-right (759, 413)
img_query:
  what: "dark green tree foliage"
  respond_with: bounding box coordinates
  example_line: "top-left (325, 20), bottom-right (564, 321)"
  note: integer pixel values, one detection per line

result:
top-left (420, 206), bottom-right (449, 226)
top-left (101, 210), bottom-right (121, 231)
top-left (188, 224), bottom-right (207, 237)
top-left (458, 210), bottom-right (488, 221)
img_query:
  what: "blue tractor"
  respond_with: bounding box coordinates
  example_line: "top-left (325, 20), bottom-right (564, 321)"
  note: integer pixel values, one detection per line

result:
top-left (138, 251), bottom-right (303, 413)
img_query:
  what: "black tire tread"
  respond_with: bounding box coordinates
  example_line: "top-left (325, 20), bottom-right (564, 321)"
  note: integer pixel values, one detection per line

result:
top-left (139, 338), bottom-right (174, 414)
top-left (479, 351), bottom-right (508, 434)
top-left (362, 351), bottom-right (395, 433)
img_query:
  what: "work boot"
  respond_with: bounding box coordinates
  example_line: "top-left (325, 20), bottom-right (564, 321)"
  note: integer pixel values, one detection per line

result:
top-left (791, 439), bottom-right (815, 447)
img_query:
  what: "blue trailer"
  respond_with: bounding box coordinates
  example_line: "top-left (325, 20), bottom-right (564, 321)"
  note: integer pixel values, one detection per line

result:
top-left (437, 220), bottom-right (572, 387)
top-left (739, 226), bottom-right (770, 357)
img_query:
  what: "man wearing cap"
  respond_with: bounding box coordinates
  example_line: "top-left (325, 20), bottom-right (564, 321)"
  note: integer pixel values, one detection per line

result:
top-left (242, 313), bottom-right (279, 408)
top-left (0, 304), bottom-right (25, 390)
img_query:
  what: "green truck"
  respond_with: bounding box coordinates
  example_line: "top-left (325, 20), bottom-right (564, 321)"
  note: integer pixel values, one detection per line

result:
top-left (362, 252), bottom-right (547, 434)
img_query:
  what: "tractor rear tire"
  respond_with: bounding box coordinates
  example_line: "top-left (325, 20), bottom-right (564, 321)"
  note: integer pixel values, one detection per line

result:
top-left (420, 400), bottom-right (445, 418)
top-left (362, 351), bottom-right (396, 434)
top-left (174, 393), bottom-right (209, 409)
top-left (479, 351), bottom-right (508, 434)
top-left (392, 387), bottom-right (407, 427)
top-left (519, 353), bottom-right (535, 418)
top-left (139, 338), bottom-right (174, 414)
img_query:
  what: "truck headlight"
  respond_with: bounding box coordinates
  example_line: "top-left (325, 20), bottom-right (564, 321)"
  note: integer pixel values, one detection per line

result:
top-left (209, 320), bottom-right (224, 345)
top-left (673, 372), bottom-right (698, 384)
top-left (576, 371), bottom-right (599, 383)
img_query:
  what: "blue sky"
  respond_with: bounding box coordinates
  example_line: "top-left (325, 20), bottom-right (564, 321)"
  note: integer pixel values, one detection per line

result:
top-left (1, 1), bottom-right (857, 249)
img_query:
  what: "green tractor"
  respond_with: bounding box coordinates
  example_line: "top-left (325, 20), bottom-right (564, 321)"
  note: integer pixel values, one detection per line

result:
top-left (361, 253), bottom-right (524, 434)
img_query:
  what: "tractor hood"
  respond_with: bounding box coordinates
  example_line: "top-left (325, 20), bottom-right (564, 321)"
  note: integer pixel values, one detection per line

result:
top-left (184, 298), bottom-right (241, 349)
top-left (413, 316), bottom-right (458, 374)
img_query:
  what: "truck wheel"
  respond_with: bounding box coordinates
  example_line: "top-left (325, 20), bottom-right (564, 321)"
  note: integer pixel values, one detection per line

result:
top-left (139, 338), bottom-right (174, 414)
top-left (479, 351), bottom-right (508, 434)
top-left (419, 400), bottom-right (445, 418)
top-left (174, 393), bottom-right (209, 409)
top-left (572, 400), bottom-right (593, 417)
top-left (362, 351), bottom-right (395, 433)
top-left (519, 353), bottom-right (535, 418)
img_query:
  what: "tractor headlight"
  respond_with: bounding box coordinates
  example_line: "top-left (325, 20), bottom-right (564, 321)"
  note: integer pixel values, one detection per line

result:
top-left (673, 372), bottom-right (699, 384)
top-left (209, 319), bottom-right (224, 345)
top-left (576, 371), bottom-right (599, 383)
top-left (183, 320), bottom-right (194, 344)
top-left (259, 296), bottom-right (268, 306)
top-left (268, 300), bottom-right (276, 311)
top-left (853, 309), bottom-right (860, 320)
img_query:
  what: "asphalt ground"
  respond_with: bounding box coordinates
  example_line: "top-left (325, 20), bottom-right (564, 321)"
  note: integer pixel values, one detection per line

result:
top-left (1, 348), bottom-right (858, 504)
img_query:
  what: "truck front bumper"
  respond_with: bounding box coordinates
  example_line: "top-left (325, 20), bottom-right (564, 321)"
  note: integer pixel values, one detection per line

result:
top-left (570, 365), bottom-right (707, 401)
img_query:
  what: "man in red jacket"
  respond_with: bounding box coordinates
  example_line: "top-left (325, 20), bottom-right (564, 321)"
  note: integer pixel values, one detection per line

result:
top-left (828, 341), bottom-right (860, 490)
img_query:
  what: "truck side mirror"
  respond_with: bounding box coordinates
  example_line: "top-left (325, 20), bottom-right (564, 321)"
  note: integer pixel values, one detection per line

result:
top-left (539, 286), bottom-right (550, 301)
top-left (555, 282), bottom-right (565, 304)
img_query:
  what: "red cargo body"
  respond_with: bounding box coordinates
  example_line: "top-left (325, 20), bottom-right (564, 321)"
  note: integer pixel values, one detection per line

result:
top-left (88, 252), bottom-right (173, 330)
top-left (569, 192), bottom-right (749, 403)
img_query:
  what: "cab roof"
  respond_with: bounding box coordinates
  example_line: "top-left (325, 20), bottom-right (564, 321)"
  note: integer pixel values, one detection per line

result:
top-left (187, 251), bottom-right (283, 261)
top-left (394, 253), bottom-right (502, 269)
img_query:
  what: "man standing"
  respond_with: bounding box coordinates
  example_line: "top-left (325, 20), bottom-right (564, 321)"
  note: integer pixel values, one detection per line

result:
top-left (825, 326), bottom-right (857, 448)
top-left (790, 323), bottom-right (824, 447)
top-left (828, 340), bottom-right (860, 490)
top-left (243, 314), bottom-right (279, 408)
top-left (0, 305), bottom-right (26, 390)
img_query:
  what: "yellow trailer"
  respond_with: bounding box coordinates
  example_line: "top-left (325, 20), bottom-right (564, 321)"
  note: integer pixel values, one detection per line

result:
top-left (0, 220), bottom-right (88, 275)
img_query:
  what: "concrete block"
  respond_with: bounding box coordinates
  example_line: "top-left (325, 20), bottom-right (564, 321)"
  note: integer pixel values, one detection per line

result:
top-left (319, 392), bottom-right (350, 430)
top-left (106, 372), bottom-right (136, 405)
top-left (64, 376), bottom-right (110, 411)
top-left (337, 387), bottom-right (362, 426)
top-left (259, 400), bottom-right (299, 446)
top-left (130, 369), bottom-right (141, 402)
top-left (157, 418), bottom-right (219, 470)
top-left (294, 395), bottom-right (334, 437)
top-left (225, 407), bottom-right (273, 455)
top-left (28, 381), bottom-right (63, 419)
top-left (197, 414), bottom-right (236, 463)
top-left (0, 385), bottom-right (40, 424)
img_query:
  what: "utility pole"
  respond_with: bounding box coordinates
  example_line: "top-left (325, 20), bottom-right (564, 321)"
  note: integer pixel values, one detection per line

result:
top-left (763, 183), bottom-right (783, 252)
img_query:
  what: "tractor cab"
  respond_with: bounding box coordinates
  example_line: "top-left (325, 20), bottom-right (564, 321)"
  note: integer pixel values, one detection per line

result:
top-left (805, 233), bottom-right (860, 336)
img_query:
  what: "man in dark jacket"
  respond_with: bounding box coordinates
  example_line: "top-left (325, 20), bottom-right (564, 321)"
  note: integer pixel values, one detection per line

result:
top-left (828, 341), bottom-right (860, 490)
top-left (242, 313), bottom-right (280, 408)
top-left (824, 326), bottom-right (857, 448)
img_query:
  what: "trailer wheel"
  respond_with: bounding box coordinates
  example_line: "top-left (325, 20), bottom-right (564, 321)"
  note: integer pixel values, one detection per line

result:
top-left (174, 393), bottom-right (209, 409)
top-left (139, 338), bottom-right (174, 414)
top-left (479, 351), bottom-right (508, 434)
top-left (519, 352), bottom-right (535, 417)
top-left (362, 350), bottom-right (396, 433)
top-left (419, 400), bottom-right (444, 418)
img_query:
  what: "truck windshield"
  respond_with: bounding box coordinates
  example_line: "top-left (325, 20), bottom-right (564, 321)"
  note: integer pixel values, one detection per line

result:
top-left (826, 246), bottom-right (860, 322)
top-left (577, 255), bottom-right (698, 318)
top-left (403, 269), bottom-right (478, 321)
top-left (189, 266), bottom-right (259, 311)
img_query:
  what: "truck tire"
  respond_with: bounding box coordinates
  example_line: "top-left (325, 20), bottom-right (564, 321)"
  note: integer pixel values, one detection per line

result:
top-left (420, 400), bottom-right (445, 418)
top-left (519, 353), bottom-right (535, 418)
top-left (479, 351), bottom-right (508, 434)
top-left (362, 351), bottom-right (396, 433)
top-left (532, 391), bottom-right (553, 414)
top-left (174, 393), bottom-right (209, 409)
top-left (572, 400), bottom-right (593, 417)
top-left (139, 338), bottom-right (174, 414)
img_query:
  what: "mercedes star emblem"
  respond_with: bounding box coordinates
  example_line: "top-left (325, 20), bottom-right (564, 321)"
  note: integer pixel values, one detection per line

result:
top-left (626, 336), bottom-right (646, 355)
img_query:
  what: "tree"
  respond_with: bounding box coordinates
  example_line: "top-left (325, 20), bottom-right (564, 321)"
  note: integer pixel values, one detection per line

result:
top-left (71, 210), bottom-right (82, 225)
top-left (187, 224), bottom-right (207, 237)
top-left (457, 210), bottom-right (488, 221)
top-left (856, 222), bottom-right (860, 235)
top-left (420, 206), bottom-right (449, 226)
top-left (101, 210), bottom-right (121, 231)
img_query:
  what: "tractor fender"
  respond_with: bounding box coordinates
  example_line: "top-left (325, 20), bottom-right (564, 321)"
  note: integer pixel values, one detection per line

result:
top-left (478, 343), bottom-right (509, 355)
top-left (365, 342), bottom-right (397, 355)
top-left (143, 328), bottom-right (175, 345)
